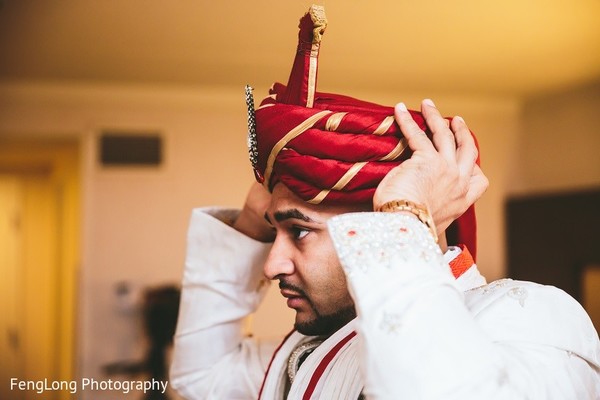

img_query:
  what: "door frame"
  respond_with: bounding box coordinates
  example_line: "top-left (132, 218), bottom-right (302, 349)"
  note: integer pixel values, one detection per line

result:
top-left (0, 137), bottom-right (80, 400)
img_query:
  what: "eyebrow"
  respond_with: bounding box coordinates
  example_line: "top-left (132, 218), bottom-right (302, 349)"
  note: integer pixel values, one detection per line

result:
top-left (270, 208), bottom-right (316, 223)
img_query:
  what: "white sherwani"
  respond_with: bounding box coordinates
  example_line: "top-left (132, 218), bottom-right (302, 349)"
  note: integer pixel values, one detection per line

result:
top-left (170, 208), bottom-right (600, 399)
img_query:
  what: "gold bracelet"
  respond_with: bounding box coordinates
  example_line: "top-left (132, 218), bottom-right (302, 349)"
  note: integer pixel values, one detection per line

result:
top-left (376, 199), bottom-right (438, 243)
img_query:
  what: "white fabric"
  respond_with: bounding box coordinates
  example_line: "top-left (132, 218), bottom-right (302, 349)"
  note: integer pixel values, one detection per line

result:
top-left (169, 208), bottom-right (275, 399)
top-left (170, 208), bottom-right (600, 399)
top-left (259, 319), bottom-right (362, 400)
top-left (328, 212), bottom-right (600, 399)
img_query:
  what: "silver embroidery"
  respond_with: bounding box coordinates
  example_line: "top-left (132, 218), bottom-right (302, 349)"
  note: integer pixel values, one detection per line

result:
top-left (380, 311), bottom-right (403, 335)
top-left (245, 85), bottom-right (259, 170)
top-left (480, 279), bottom-right (512, 295)
top-left (328, 213), bottom-right (443, 278)
top-left (507, 286), bottom-right (528, 307)
top-left (287, 339), bottom-right (323, 383)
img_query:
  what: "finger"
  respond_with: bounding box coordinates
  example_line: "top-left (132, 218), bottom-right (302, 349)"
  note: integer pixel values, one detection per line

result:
top-left (465, 165), bottom-right (489, 205)
top-left (421, 99), bottom-right (456, 160)
top-left (452, 116), bottom-right (479, 177)
top-left (394, 102), bottom-right (436, 153)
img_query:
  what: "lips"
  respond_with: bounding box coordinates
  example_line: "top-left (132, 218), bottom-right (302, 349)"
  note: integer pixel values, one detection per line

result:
top-left (280, 288), bottom-right (304, 298)
top-left (279, 283), bottom-right (308, 309)
top-left (281, 289), bottom-right (306, 309)
top-left (285, 296), bottom-right (307, 309)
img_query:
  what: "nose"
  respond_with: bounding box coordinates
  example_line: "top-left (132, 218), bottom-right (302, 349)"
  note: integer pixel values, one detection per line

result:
top-left (263, 235), bottom-right (295, 279)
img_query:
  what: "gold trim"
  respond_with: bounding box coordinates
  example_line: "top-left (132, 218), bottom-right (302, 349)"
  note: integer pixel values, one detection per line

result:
top-left (308, 162), bottom-right (367, 204)
top-left (332, 162), bottom-right (367, 190)
top-left (379, 138), bottom-right (408, 161)
top-left (257, 103), bottom-right (276, 110)
top-left (308, 189), bottom-right (330, 204)
top-left (325, 112), bottom-right (347, 131)
top-left (372, 115), bottom-right (395, 135)
top-left (305, 6), bottom-right (327, 108)
top-left (306, 55), bottom-right (318, 108)
top-left (264, 110), bottom-right (332, 185)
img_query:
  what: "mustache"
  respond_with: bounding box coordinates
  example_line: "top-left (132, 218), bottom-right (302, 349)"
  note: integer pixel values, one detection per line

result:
top-left (278, 280), bottom-right (307, 297)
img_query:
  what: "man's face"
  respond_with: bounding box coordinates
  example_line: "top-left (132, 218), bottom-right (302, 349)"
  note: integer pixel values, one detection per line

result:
top-left (264, 184), bottom-right (369, 336)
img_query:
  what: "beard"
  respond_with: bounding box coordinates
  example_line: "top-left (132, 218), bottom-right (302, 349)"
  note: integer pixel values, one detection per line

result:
top-left (279, 280), bottom-right (356, 336)
top-left (295, 304), bottom-right (356, 336)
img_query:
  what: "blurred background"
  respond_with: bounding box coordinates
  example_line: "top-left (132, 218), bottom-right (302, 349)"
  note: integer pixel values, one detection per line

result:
top-left (0, 1), bottom-right (599, 399)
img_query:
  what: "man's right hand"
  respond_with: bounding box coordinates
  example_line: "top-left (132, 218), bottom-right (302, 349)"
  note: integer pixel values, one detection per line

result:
top-left (233, 182), bottom-right (275, 242)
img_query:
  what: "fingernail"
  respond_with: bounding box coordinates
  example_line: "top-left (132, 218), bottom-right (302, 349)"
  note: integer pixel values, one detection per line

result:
top-left (454, 115), bottom-right (465, 123)
top-left (396, 102), bottom-right (408, 112)
top-left (423, 99), bottom-right (436, 107)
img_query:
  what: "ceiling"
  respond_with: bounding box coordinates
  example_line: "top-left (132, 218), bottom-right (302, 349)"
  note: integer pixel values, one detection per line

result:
top-left (1, 0), bottom-right (599, 98)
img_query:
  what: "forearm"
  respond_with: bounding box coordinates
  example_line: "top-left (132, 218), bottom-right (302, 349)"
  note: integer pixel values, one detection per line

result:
top-left (170, 208), bottom-right (274, 399)
top-left (328, 212), bottom-right (600, 399)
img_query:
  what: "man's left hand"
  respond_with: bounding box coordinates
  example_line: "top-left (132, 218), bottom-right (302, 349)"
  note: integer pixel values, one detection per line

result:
top-left (373, 99), bottom-right (488, 234)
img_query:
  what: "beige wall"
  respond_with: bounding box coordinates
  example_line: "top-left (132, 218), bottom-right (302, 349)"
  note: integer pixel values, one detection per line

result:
top-left (0, 82), bottom-right (258, 398)
top-left (1, 80), bottom-right (597, 395)
top-left (512, 82), bottom-right (600, 332)
top-left (513, 81), bottom-right (600, 194)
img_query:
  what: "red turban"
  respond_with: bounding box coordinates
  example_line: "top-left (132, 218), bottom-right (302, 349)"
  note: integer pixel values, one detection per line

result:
top-left (248, 5), bottom-right (480, 259)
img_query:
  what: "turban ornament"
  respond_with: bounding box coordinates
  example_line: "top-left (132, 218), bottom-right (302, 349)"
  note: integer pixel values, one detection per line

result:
top-left (246, 5), bottom-right (480, 259)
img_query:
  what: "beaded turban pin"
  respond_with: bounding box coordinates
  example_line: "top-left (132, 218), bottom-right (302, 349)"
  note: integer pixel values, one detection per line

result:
top-left (246, 5), bottom-right (480, 259)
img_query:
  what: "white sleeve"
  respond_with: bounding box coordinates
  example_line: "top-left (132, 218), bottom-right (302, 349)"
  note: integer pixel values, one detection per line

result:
top-left (328, 212), bottom-right (600, 400)
top-left (170, 207), bottom-right (277, 400)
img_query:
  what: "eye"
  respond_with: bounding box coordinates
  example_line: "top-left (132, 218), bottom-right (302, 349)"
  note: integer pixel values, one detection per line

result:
top-left (290, 226), bottom-right (310, 240)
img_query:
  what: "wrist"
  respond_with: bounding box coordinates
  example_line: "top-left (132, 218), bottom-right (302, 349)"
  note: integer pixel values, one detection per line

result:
top-left (373, 189), bottom-right (428, 212)
top-left (376, 199), bottom-right (438, 243)
top-left (233, 210), bottom-right (274, 243)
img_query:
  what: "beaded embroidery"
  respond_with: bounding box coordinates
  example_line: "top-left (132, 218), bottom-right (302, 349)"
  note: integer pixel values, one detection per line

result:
top-left (507, 286), bottom-right (528, 307)
top-left (328, 213), bottom-right (443, 278)
top-left (380, 312), bottom-right (403, 335)
top-left (287, 339), bottom-right (324, 383)
top-left (479, 279), bottom-right (512, 295)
